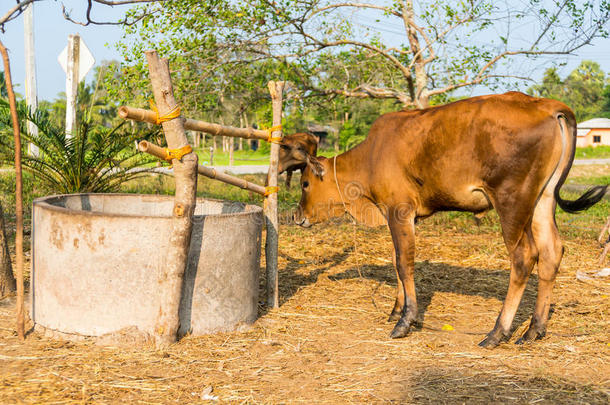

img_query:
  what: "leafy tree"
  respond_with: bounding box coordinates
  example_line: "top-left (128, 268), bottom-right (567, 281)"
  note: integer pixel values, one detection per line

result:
top-left (528, 61), bottom-right (609, 121)
top-left (528, 68), bottom-right (564, 100)
top-left (600, 84), bottom-right (610, 118)
top-left (0, 99), bottom-right (158, 193)
top-left (119, 0), bottom-right (610, 109)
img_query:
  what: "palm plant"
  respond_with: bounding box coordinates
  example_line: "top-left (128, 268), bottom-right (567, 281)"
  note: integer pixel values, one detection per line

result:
top-left (0, 99), bottom-right (160, 194)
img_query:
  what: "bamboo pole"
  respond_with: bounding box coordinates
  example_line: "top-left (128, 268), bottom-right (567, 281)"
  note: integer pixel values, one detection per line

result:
top-left (265, 81), bottom-right (284, 308)
top-left (118, 106), bottom-right (271, 141)
top-left (138, 141), bottom-right (267, 196)
top-left (0, 41), bottom-right (25, 340)
top-left (145, 51), bottom-right (198, 346)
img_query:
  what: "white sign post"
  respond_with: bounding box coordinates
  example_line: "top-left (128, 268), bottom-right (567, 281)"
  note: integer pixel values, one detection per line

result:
top-left (58, 34), bottom-right (94, 138)
top-left (24, 3), bottom-right (39, 156)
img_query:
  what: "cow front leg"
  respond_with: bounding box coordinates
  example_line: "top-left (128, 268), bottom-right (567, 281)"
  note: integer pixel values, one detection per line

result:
top-left (285, 170), bottom-right (293, 189)
top-left (388, 245), bottom-right (404, 322)
top-left (388, 209), bottom-right (417, 339)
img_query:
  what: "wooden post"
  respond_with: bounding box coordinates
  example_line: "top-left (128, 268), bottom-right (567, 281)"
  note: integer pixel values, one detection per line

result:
top-left (65, 34), bottom-right (80, 138)
top-left (145, 50), bottom-right (198, 346)
top-left (0, 41), bottom-right (25, 340)
top-left (265, 81), bottom-right (284, 308)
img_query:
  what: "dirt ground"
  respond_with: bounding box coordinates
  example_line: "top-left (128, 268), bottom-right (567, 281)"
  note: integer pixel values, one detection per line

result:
top-left (0, 212), bottom-right (609, 403)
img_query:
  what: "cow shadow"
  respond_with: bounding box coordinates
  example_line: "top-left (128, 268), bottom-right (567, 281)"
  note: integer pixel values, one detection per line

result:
top-left (266, 237), bottom-right (548, 333)
top-left (328, 260), bottom-right (544, 332)
top-left (257, 246), bottom-right (353, 312)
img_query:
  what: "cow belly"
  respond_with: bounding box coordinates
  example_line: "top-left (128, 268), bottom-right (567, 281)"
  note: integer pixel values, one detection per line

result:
top-left (424, 186), bottom-right (492, 214)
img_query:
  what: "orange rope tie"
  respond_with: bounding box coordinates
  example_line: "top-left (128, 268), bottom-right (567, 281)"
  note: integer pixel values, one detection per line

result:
top-left (264, 186), bottom-right (279, 196)
top-left (164, 144), bottom-right (193, 162)
top-left (149, 100), bottom-right (181, 124)
top-left (266, 124), bottom-right (283, 144)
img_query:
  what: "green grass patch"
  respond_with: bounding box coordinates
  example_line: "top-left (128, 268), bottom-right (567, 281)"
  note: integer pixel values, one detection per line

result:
top-left (567, 175), bottom-right (610, 185)
top-left (574, 145), bottom-right (610, 159)
top-left (194, 148), bottom-right (270, 166)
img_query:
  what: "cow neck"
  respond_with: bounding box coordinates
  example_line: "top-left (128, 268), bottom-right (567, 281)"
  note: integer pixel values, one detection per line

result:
top-left (332, 152), bottom-right (366, 224)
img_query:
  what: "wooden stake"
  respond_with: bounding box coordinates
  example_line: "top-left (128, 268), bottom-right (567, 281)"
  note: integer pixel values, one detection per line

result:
top-left (265, 81), bottom-right (284, 308)
top-left (0, 40), bottom-right (25, 340)
top-left (145, 51), bottom-right (198, 346)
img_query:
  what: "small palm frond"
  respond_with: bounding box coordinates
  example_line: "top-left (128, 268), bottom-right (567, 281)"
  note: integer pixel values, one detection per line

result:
top-left (0, 98), bottom-right (160, 194)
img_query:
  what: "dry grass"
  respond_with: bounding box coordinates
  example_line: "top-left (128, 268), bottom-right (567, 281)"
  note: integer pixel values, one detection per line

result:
top-left (1, 211), bottom-right (609, 403)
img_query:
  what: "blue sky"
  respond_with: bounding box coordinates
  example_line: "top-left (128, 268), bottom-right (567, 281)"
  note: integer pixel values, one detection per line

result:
top-left (1, 1), bottom-right (128, 101)
top-left (1, 1), bottom-right (610, 102)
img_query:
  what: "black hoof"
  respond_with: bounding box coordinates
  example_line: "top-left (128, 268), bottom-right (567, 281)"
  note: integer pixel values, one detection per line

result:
top-left (478, 336), bottom-right (501, 349)
top-left (387, 310), bottom-right (401, 322)
top-left (515, 327), bottom-right (546, 345)
top-left (478, 329), bottom-right (510, 349)
top-left (390, 318), bottom-right (412, 339)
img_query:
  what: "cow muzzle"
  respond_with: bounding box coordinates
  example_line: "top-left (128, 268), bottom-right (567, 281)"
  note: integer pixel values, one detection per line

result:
top-left (293, 207), bottom-right (312, 228)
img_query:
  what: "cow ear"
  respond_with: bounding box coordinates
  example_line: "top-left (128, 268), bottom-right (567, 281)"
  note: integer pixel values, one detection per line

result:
top-left (307, 155), bottom-right (325, 178)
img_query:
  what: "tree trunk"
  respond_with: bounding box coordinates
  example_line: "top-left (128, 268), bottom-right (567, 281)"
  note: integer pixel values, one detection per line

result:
top-left (229, 137), bottom-right (234, 166)
top-left (145, 50), bottom-right (198, 346)
top-left (238, 114), bottom-right (244, 151)
top-left (0, 204), bottom-right (15, 298)
top-left (243, 114), bottom-right (254, 150)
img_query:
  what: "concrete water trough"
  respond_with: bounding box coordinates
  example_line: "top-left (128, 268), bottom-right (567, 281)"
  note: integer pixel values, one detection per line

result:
top-left (30, 193), bottom-right (263, 342)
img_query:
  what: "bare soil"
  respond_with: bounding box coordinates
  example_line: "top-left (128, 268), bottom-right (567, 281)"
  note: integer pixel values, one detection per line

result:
top-left (0, 211), bottom-right (608, 403)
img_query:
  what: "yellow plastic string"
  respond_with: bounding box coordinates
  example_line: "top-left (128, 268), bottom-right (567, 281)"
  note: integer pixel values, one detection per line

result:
top-left (264, 186), bottom-right (279, 196)
top-left (164, 145), bottom-right (193, 162)
top-left (149, 100), bottom-right (181, 124)
top-left (266, 124), bottom-right (283, 144)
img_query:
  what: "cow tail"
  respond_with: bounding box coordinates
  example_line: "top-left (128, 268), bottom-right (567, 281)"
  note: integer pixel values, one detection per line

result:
top-left (554, 113), bottom-right (608, 213)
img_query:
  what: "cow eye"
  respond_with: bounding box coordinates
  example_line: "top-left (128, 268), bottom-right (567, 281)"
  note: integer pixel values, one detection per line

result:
top-left (302, 180), bottom-right (309, 189)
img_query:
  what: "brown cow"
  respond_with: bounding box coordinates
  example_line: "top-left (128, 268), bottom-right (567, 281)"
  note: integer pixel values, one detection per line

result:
top-left (277, 132), bottom-right (318, 188)
top-left (293, 92), bottom-right (607, 348)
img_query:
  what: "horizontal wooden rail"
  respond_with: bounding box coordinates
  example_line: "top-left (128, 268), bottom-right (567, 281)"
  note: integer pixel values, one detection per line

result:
top-left (138, 140), bottom-right (267, 196)
top-left (120, 106), bottom-right (271, 141)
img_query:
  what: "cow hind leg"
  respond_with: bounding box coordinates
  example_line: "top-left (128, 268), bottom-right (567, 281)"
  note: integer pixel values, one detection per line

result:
top-left (516, 195), bottom-right (563, 344)
top-left (479, 223), bottom-right (538, 348)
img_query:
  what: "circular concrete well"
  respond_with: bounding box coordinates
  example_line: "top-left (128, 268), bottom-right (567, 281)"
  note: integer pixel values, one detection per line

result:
top-left (31, 193), bottom-right (263, 341)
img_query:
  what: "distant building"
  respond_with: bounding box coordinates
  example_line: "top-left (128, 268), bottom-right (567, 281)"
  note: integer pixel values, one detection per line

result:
top-left (306, 123), bottom-right (338, 147)
top-left (577, 118), bottom-right (610, 147)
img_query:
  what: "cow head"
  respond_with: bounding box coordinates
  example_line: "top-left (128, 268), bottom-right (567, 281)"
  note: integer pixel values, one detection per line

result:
top-left (278, 133), bottom-right (318, 174)
top-left (293, 155), bottom-right (347, 227)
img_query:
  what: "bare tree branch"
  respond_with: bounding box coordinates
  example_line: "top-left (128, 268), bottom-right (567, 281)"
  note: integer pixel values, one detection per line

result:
top-left (311, 2), bottom-right (402, 18)
top-left (62, 0), bottom-right (162, 26)
top-left (0, 0), bottom-right (39, 31)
